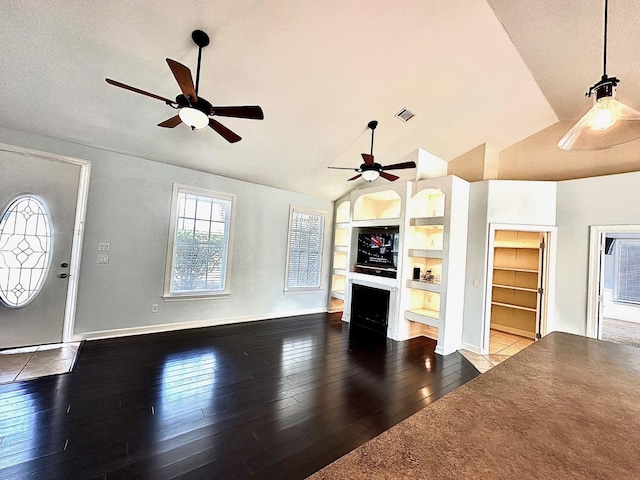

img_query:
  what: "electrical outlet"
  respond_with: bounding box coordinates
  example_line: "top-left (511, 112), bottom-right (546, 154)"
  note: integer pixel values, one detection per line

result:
top-left (151, 304), bottom-right (158, 313)
top-left (473, 278), bottom-right (480, 287)
top-left (96, 254), bottom-right (109, 264)
top-left (98, 242), bottom-right (110, 252)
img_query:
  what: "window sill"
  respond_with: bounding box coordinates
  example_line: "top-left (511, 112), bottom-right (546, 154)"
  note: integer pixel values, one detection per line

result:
top-left (162, 292), bottom-right (231, 302)
top-left (283, 288), bottom-right (325, 295)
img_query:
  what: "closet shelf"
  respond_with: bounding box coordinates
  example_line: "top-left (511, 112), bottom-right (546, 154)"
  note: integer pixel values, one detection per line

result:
top-left (491, 301), bottom-right (536, 312)
top-left (493, 266), bottom-right (538, 273)
top-left (492, 284), bottom-right (538, 293)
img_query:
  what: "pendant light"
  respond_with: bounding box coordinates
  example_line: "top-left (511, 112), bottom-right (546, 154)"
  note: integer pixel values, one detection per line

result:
top-left (558, 0), bottom-right (640, 150)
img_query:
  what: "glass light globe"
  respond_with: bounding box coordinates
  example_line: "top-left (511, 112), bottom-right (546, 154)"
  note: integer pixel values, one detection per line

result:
top-left (178, 107), bottom-right (209, 130)
top-left (361, 170), bottom-right (380, 182)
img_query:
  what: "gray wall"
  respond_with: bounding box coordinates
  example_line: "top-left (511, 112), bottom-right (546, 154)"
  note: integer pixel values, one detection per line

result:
top-left (556, 171), bottom-right (640, 335)
top-left (0, 127), bottom-right (334, 338)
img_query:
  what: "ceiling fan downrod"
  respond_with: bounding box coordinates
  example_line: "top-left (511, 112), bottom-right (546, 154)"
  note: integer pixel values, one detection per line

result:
top-left (191, 30), bottom-right (210, 97)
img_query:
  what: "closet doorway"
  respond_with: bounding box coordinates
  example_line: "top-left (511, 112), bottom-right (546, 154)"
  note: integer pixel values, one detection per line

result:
top-left (483, 224), bottom-right (557, 356)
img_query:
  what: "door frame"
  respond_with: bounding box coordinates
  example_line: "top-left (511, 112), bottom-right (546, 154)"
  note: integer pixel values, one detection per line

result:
top-left (586, 224), bottom-right (640, 339)
top-left (0, 142), bottom-right (91, 343)
top-left (481, 223), bottom-right (557, 355)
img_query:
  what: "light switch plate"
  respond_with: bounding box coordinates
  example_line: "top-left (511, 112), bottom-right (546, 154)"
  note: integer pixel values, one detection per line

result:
top-left (97, 254), bottom-right (109, 264)
top-left (98, 242), bottom-right (110, 252)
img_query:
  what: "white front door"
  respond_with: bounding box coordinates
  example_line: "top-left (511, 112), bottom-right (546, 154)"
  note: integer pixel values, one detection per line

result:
top-left (0, 145), bottom-right (88, 349)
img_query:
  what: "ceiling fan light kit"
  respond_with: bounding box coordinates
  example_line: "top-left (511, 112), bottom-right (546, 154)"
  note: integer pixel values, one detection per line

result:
top-left (105, 30), bottom-right (264, 143)
top-left (178, 107), bottom-right (209, 129)
top-left (558, 0), bottom-right (640, 151)
top-left (328, 120), bottom-right (416, 182)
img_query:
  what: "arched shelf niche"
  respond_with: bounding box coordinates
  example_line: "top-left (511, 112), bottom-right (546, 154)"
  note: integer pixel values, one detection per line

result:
top-left (335, 200), bottom-right (351, 224)
top-left (352, 190), bottom-right (401, 221)
top-left (410, 187), bottom-right (445, 218)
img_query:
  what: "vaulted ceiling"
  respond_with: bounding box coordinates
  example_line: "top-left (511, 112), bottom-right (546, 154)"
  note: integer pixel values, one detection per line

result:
top-left (0, 1), bottom-right (636, 199)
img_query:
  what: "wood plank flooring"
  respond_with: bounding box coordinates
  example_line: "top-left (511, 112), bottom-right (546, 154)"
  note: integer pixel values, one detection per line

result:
top-left (0, 313), bottom-right (479, 479)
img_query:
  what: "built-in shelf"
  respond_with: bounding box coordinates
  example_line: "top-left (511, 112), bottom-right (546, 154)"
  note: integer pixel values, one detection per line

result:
top-left (406, 279), bottom-right (441, 293)
top-left (334, 246), bottom-right (348, 252)
top-left (351, 219), bottom-right (401, 228)
top-left (404, 308), bottom-right (441, 328)
top-left (330, 290), bottom-right (345, 300)
top-left (491, 301), bottom-right (537, 312)
top-left (333, 268), bottom-right (347, 276)
top-left (408, 249), bottom-right (443, 259)
top-left (410, 216), bottom-right (445, 227)
top-left (493, 284), bottom-right (538, 293)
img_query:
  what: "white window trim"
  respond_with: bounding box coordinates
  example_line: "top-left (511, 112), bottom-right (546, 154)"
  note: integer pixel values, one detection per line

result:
top-left (163, 183), bottom-right (236, 300)
top-left (284, 205), bottom-right (326, 293)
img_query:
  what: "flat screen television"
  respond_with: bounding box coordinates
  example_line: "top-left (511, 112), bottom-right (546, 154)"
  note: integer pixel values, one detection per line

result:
top-left (357, 232), bottom-right (398, 268)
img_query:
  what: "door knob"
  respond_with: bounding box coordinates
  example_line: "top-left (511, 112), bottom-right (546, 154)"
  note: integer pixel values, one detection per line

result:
top-left (59, 273), bottom-right (68, 278)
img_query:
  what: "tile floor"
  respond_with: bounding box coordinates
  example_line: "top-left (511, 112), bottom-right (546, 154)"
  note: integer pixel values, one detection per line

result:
top-left (460, 330), bottom-right (534, 373)
top-left (0, 342), bottom-right (81, 385)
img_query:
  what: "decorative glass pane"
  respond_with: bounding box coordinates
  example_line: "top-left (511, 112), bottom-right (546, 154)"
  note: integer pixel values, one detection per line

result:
top-left (286, 210), bottom-right (325, 289)
top-left (0, 195), bottom-right (52, 308)
top-left (170, 191), bottom-right (232, 294)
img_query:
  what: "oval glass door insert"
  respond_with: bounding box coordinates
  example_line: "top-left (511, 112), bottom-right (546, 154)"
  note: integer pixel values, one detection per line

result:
top-left (0, 195), bottom-right (52, 308)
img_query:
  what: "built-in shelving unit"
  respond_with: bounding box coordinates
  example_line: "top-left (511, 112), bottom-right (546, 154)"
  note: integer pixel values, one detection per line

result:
top-left (490, 230), bottom-right (543, 339)
top-left (402, 178), bottom-right (469, 355)
top-left (328, 175), bottom-right (469, 355)
top-left (329, 201), bottom-right (351, 312)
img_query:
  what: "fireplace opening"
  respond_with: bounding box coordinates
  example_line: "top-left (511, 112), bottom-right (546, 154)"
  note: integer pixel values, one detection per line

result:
top-left (350, 283), bottom-right (390, 336)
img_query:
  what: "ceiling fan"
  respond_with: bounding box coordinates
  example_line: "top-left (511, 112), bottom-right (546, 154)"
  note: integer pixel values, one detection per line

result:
top-left (105, 30), bottom-right (263, 143)
top-left (328, 120), bottom-right (416, 182)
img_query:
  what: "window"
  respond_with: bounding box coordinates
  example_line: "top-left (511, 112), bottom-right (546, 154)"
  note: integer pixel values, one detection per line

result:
top-left (164, 185), bottom-right (235, 298)
top-left (285, 207), bottom-right (326, 291)
top-left (614, 239), bottom-right (640, 304)
top-left (0, 195), bottom-right (52, 307)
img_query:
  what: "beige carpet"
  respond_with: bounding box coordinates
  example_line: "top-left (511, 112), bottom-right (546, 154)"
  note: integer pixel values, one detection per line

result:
top-left (602, 317), bottom-right (640, 348)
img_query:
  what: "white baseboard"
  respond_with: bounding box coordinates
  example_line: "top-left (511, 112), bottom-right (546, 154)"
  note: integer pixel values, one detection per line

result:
top-left (461, 342), bottom-right (481, 354)
top-left (74, 307), bottom-right (328, 342)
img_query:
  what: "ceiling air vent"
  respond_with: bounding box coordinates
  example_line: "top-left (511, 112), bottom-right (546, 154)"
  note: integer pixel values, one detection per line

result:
top-left (395, 107), bottom-right (414, 122)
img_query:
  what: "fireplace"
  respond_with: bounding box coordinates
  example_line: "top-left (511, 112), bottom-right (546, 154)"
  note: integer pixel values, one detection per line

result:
top-left (350, 283), bottom-right (390, 336)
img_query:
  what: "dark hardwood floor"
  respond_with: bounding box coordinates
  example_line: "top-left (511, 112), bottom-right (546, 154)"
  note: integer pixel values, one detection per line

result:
top-left (0, 313), bottom-right (479, 479)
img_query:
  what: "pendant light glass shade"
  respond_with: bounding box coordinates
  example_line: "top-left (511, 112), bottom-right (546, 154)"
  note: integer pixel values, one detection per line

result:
top-left (558, 92), bottom-right (640, 150)
top-left (558, 0), bottom-right (640, 150)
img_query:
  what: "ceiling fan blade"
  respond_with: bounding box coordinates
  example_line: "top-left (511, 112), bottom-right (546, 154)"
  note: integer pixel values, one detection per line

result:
top-left (380, 172), bottom-right (399, 181)
top-left (211, 106), bottom-right (264, 120)
top-left (381, 161), bottom-right (417, 171)
top-left (106, 79), bottom-right (174, 103)
top-left (348, 174), bottom-right (362, 181)
top-left (361, 153), bottom-right (374, 166)
top-left (209, 119), bottom-right (242, 143)
top-left (158, 115), bottom-right (182, 128)
top-left (328, 166), bottom-right (359, 171)
top-left (166, 58), bottom-right (197, 103)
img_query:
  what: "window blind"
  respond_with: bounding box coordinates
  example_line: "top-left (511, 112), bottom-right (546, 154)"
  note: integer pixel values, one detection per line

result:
top-left (286, 210), bottom-right (325, 289)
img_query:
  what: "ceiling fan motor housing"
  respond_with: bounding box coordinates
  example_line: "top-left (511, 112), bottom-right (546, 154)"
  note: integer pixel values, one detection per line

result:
top-left (175, 94), bottom-right (213, 115)
top-left (360, 162), bottom-right (383, 173)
